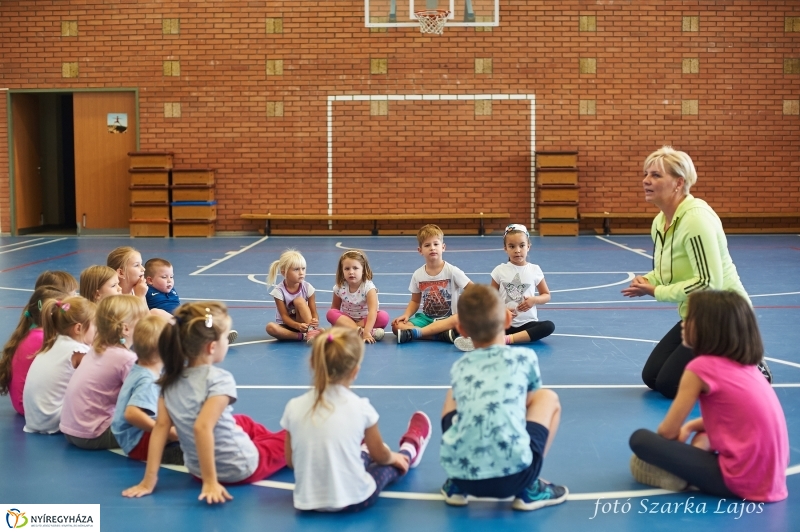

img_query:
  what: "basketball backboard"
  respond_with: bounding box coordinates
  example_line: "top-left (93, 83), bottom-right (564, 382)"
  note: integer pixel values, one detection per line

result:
top-left (365, 0), bottom-right (499, 28)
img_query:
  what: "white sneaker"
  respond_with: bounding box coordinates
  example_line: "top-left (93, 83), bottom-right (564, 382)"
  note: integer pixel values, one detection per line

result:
top-left (371, 328), bottom-right (385, 341)
top-left (454, 336), bottom-right (475, 352)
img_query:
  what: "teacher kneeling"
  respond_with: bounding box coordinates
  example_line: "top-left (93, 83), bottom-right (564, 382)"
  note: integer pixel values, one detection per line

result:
top-left (621, 146), bottom-right (771, 398)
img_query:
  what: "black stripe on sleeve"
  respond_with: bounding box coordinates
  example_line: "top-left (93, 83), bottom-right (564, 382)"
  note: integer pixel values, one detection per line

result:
top-left (684, 236), bottom-right (710, 294)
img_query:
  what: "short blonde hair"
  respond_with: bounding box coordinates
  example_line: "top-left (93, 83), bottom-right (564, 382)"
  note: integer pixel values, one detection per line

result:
top-left (417, 224), bottom-right (444, 246)
top-left (456, 284), bottom-right (505, 342)
top-left (144, 258), bottom-right (172, 279)
top-left (94, 295), bottom-right (149, 353)
top-left (643, 146), bottom-right (697, 195)
top-left (133, 314), bottom-right (169, 364)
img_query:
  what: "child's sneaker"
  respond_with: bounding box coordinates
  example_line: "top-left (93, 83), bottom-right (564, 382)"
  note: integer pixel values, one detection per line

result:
top-left (371, 328), bottom-right (385, 341)
top-left (757, 359), bottom-right (773, 384)
top-left (436, 329), bottom-right (457, 343)
top-left (227, 330), bottom-right (239, 344)
top-left (454, 336), bottom-right (475, 352)
top-left (629, 455), bottom-right (688, 492)
top-left (399, 411), bottom-right (432, 468)
top-left (512, 478), bottom-right (569, 511)
top-left (441, 479), bottom-right (469, 506)
top-left (305, 328), bottom-right (321, 345)
top-left (397, 329), bottom-right (414, 344)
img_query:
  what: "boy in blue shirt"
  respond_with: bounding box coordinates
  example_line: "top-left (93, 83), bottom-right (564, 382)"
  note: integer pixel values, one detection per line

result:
top-left (439, 284), bottom-right (568, 511)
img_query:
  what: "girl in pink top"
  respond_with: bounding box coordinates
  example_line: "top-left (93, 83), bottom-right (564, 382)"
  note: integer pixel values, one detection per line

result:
top-left (0, 286), bottom-right (66, 415)
top-left (60, 295), bottom-right (148, 449)
top-left (630, 290), bottom-right (789, 502)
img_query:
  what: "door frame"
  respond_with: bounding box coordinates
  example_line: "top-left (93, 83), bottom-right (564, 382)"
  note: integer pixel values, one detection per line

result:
top-left (6, 88), bottom-right (140, 236)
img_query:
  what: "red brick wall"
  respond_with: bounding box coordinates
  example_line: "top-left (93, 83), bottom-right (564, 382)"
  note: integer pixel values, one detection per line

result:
top-left (0, 1), bottom-right (798, 234)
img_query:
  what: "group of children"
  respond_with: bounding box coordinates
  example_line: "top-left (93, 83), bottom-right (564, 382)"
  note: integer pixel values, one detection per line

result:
top-left (0, 225), bottom-right (789, 513)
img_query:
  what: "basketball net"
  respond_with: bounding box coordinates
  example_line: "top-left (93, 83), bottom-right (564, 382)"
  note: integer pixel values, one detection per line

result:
top-left (415, 10), bottom-right (450, 35)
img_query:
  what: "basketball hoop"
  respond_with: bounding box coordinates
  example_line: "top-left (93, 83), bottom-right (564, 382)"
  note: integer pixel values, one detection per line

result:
top-left (414, 9), bottom-right (450, 35)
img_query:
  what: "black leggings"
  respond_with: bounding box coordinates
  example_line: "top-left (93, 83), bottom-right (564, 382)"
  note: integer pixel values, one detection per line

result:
top-left (629, 429), bottom-right (736, 498)
top-left (641, 321), bottom-right (695, 399)
top-left (507, 320), bottom-right (555, 342)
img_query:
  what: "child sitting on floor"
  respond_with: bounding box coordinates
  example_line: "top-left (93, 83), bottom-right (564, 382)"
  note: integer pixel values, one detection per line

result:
top-left (281, 327), bottom-right (432, 511)
top-left (439, 284), bottom-right (568, 511)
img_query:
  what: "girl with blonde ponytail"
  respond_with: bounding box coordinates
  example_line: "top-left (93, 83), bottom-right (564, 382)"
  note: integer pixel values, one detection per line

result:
top-left (280, 327), bottom-right (432, 512)
top-left (123, 302), bottom-right (286, 504)
top-left (23, 296), bottom-right (96, 434)
top-left (60, 295), bottom-right (148, 449)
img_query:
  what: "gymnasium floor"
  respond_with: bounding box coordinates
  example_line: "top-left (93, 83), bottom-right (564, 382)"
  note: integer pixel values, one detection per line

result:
top-left (1, 233), bottom-right (798, 532)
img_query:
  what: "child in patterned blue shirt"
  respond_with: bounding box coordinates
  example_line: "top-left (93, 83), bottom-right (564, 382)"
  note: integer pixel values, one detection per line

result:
top-left (439, 284), bottom-right (568, 511)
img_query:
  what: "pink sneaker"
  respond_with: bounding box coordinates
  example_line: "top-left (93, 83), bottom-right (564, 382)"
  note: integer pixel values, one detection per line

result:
top-left (305, 328), bottom-right (321, 344)
top-left (400, 411), bottom-right (432, 468)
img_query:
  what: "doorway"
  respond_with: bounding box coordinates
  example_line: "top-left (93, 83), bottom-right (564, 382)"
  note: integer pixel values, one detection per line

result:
top-left (10, 90), bottom-right (137, 236)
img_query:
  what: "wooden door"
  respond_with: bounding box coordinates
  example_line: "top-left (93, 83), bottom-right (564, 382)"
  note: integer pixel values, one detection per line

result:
top-left (11, 93), bottom-right (43, 232)
top-left (73, 92), bottom-right (136, 230)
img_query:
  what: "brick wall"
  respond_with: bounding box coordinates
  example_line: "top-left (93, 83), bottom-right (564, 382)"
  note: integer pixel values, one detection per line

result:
top-left (0, 1), bottom-right (798, 234)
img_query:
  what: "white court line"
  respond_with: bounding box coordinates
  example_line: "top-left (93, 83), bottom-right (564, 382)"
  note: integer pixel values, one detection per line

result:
top-left (595, 235), bottom-right (653, 259)
top-left (548, 299), bottom-right (661, 305)
top-left (552, 333), bottom-right (659, 344)
top-left (0, 238), bottom-right (45, 249)
top-left (109, 450), bottom-right (800, 502)
top-left (0, 238), bottom-right (67, 255)
top-left (550, 273), bottom-right (634, 293)
top-left (0, 286), bottom-right (35, 292)
top-left (231, 339), bottom-right (277, 347)
top-left (765, 356), bottom-right (800, 369)
top-left (237, 383), bottom-right (800, 390)
top-left (197, 271), bottom-right (640, 276)
top-left (190, 236), bottom-right (269, 276)
top-left (750, 291), bottom-right (800, 298)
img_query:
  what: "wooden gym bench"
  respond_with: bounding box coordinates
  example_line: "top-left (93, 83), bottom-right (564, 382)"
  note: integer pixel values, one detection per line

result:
top-left (581, 211), bottom-right (800, 235)
top-left (241, 213), bottom-right (510, 236)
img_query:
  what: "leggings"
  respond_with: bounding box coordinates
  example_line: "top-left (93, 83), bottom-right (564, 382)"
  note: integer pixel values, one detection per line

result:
top-left (507, 320), bottom-right (555, 342)
top-left (641, 321), bottom-right (695, 399)
top-left (629, 429), bottom-right (736, 498)
top-left (326, 309), bottom-right (390, 329)
top-left (338, 450), bottom-right (411, 513)
top-left (64, 427), bottom-right (119, 450)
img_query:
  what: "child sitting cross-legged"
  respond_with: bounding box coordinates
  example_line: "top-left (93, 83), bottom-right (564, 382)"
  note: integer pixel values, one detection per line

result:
top-left (439, 284), bottom-right (568, 511)
top-left (111, 315), bottom-right (183, 465)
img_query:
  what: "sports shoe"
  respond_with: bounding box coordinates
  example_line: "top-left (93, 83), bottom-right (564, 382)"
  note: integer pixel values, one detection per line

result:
top-left (629, 455), bottom-right (688, 492)
top-left (371, 328), bottom-right (385, 341)
top-left (305, 328), bottom-right (321, 345)
top-left (436, 329), bottom-right (457, 344)
top-left (512, 478), bottom-right (569, 511)
top-left (757, 359), bottom-right (773, 384)
top-left (227, 330), bottom-right (238, 344)
top-left (397, 329), bottom-right (414, 344)
top-left (454, 336), bottom-right (475, 352)
top-left (399, 411), bottom-right (432, 468)
top-left (441, 479), bottom-right (469, 506)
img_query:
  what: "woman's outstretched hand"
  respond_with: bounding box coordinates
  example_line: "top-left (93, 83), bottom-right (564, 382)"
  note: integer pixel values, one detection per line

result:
top-left (621, 276), bottom-right (655, 298)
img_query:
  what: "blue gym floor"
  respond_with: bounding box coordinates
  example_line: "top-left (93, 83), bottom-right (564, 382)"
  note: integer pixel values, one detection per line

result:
top-left (1, 234), bottom-right (798, 532)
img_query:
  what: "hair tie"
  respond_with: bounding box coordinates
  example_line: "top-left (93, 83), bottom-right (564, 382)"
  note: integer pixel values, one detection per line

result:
top-left (37, 300), bottom-right (43, 311)
top-left (326, 333), bottom-right (334, 343)
top-left (55, 301), bottom-right (70, 312)
top-left (24, 310), bottom-right (31, 318)
top-left (204, 308), bottom-right (213, 328)
top-left (504, 224), bottom-right (529, 237)
top-left (174, 316), bottom-right (183, 325)
top-left (120, 338), bottom-right (126, 345)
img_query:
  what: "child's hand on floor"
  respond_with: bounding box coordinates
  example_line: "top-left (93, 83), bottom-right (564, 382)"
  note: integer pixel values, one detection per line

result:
top-left (122, 480), bottom-right (156, 498)
top-left (199, 481), bottom-right (233, 505)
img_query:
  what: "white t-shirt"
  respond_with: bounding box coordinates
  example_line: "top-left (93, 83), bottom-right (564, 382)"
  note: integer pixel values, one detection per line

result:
top-left (332, 280), bottom-right (378, 320)
top-left (23, 335), bottom-right (90, 434)
top-left (491, 262), bottom-right (545, 326)
top-left (280, 385), bottom-right (380, 510)
top-left (408, 262), bottom-right (471, 319)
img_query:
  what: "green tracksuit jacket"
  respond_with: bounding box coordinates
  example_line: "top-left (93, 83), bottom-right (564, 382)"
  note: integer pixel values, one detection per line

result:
top-left (643, 195), bottom-right (749, 320)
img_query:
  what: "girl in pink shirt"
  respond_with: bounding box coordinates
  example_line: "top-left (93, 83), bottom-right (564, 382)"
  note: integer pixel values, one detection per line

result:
top-left (60, 295), bottom-right (149, 449)
top-left (630, 290), bottom-right (789, 502)
top-left (0, 286), bottom-right (66, 415)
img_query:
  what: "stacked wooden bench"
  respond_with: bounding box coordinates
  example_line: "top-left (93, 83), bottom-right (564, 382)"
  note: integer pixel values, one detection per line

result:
top-left (241, 213), bottom-right (510, 236)
top-left (581, 211), bottom-right (800, 235)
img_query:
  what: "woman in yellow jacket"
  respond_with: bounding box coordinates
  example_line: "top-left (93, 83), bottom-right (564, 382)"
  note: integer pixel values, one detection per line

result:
top-left (622, 146), bottom-right (770, 398)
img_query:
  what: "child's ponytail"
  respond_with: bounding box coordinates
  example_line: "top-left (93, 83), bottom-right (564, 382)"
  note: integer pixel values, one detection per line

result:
top-left (308, 327), bottom-right (364, 413)
top-left (0, 286), bottom-right (66, 395)
top-left (38, 296), bottom-right (97, 354)
top-left (159, 302), bottom-right (231, 390)
top-left (93, 295), bottom-right (148, 354)
top-left (266, 249), bottom-right (307, 286)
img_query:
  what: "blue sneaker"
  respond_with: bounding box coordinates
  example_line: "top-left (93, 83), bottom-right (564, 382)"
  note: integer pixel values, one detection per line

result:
top-left (512, 478), bottom-right (568, 511)
top-left (441, 479), bottom-right (469, 506)
top-left (397, 329), bottom-right (414, 344)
